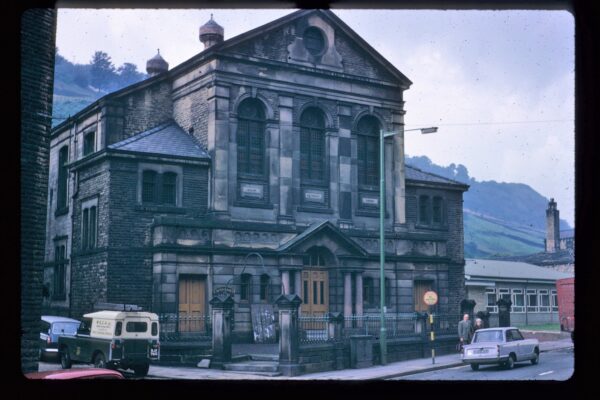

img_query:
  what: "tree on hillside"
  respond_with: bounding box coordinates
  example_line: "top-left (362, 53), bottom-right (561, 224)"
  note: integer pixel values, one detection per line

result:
top-left (90, 51), bottom-right (116, 90)
top-left (117, 62), bottom-right (146, 87)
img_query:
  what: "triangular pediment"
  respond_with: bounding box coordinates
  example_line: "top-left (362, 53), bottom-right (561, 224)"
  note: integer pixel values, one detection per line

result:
top-left (220, 9), bottom-right (411, 86)
top-left (277, 221), bottom-right (367, 257)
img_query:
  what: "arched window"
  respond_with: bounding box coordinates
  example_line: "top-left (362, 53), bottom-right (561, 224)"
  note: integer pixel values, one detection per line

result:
top-left (237, 99), bottom-right (266, 177)
top-left (57, 146), bottom-right (69, 211)
top-left (300, 108), bottom-right (326, 183)
top-left (356, 116), bottom-right (380, 188)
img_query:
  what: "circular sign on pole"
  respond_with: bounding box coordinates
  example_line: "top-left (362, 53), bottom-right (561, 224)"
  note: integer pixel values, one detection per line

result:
top-left (423, 291), bottom-right (438, 306)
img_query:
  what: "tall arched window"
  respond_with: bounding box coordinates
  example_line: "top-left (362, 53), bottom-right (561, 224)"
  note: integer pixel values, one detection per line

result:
top-left (300, 108), bottom-right (326, 183)
top-left (356, 115), bottom-right (380, 188)
top-left (237, 99), bottom-right (266, 178)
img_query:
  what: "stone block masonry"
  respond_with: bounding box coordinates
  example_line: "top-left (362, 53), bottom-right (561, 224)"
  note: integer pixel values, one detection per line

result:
top-left (21, 8), bottom-right (56, 373)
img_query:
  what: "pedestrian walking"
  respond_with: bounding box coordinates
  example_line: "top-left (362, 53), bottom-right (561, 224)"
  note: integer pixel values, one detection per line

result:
top-left (471, 318), bottom-right (483, 343)
top-left (457, 313), bottom-right (473, 352)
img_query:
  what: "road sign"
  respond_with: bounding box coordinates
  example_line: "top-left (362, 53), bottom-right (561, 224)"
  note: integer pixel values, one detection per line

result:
top-left (423, 291), bottom-right (438, 306)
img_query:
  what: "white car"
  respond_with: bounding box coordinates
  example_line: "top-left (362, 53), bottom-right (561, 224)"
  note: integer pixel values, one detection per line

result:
top-left (462, 327), bottom-right (539, 371)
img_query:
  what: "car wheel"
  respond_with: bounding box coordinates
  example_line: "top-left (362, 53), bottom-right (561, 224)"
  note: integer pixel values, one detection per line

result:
top-left (93, 352), bottom-right (107, 369)
top-left (470, 363), bottom-right (479, 371)
top-left (505, 354), bottom-right (515, 370)
top-left (60, 348), bottom-right (72, 369)
top-left (133, 362), bottom-right (150, 377)
top-left (531, 351), bottom-right (539, 365)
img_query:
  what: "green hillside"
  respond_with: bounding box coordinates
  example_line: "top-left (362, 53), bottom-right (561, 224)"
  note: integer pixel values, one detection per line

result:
top-left (463, 212), bottom-right (545, 258)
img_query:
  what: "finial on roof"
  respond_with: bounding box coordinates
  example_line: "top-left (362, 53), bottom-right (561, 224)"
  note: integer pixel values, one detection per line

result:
top-left (199, 14), bottom-right (224, 50)
top-left (146, 49), bottom-right (169, 77)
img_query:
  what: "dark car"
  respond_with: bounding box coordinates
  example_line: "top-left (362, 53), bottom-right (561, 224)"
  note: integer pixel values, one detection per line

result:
top-left (40, 316), bottom-right (81, 361)
top-left (26, 368), bottom-right (124, 380)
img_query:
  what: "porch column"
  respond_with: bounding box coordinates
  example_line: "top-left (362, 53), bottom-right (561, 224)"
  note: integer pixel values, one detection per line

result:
top-left (344, 272), bottom-right (352, 319)
top-left (294, 271), bottom-right (302, 297)
top-left (355, 273), bottom-right (364, 317)
top-left (281, 270), bottom-right (290, 295)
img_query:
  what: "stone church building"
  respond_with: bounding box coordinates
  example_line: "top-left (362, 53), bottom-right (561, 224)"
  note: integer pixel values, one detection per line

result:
top-left (43, 9), bottom-right (468, 342)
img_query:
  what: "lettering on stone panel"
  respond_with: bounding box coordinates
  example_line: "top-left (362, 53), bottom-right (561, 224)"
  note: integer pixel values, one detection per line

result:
top-left (175, 228), bottom-right (210, 246)
top-left (234, 231), bottom-right (279, 245)
top-left (240, 183), bottom-right (264, 200)
top-left (304, 189), bottom-right (325, 204)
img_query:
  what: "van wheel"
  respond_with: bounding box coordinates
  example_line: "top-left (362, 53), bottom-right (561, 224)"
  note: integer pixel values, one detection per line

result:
top-left (470, 363), bottom-right (479, 371)
top-left (93, 352), bottom-right (106, 369)
top-left (531, 350), bottom-right (539, 365)
top-left (60, 348), bottom-right (72, 369)
top-left (133, 362), bottom-right (150, 377)
top-left (505, 354), bottom-right (515, 370)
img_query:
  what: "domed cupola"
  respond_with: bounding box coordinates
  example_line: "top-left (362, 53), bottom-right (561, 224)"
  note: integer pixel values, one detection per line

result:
top-left (146, 49), bottom-right (169, 77)
top-left (199, 14), bottom-right (224, 50)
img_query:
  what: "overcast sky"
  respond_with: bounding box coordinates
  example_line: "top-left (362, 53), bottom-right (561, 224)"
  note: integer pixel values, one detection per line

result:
top-left (55, 8), bottom-right (575, 226)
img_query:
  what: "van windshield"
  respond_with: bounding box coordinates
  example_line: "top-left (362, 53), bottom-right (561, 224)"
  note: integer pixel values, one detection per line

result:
top-left (52, 322), bottom-right (80, 335)
top-left (472, 330), bottom-right (504, 343)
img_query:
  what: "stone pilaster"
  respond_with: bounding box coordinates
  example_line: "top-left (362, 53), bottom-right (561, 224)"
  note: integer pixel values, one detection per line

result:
top-left (209, 294), bottom-right (235, 368)
top-left (392, 111), bottom-right (406, 227)
top-left (355, 273), bottom-right (363, 317)
top-left (207, 84), bottom-right (230, 216)
top-left (344, 272), bottom-right (352, 320)
top-left (281, 270), bottom-right (290, 295)
top-left (278, 96), bottom-right (294, 222)
top-left (294, 271), bottom-right (302, 297)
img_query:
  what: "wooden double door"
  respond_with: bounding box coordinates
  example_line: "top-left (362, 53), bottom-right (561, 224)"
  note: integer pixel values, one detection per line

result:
top-left (178, 275), bottom-right (207, 332)
top-left (300, 269), bottom-right (329, 316)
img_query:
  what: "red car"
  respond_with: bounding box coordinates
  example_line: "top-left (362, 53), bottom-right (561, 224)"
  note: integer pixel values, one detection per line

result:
top-left (25, 368), bottom-right (124, 380)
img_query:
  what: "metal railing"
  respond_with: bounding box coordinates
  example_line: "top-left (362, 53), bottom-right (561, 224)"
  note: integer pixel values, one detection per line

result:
top-left (343, 313), bottom-right (421, 339)
top-left (298, 315), bottom-right (331, 344)
top-left (159, 313), bottom-right (212, 342)
top-left (430, 314), bottom-right (462, 335)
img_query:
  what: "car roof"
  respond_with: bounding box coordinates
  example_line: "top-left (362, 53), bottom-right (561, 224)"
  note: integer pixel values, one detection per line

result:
top-left (83, 310), bottom-right (159, 320)
top-left (474, 327), bottom-right (518, 332)
top-left (25, 368), bottom-right (124, 380)
top-left (41, 315), bottom-right (81, 324)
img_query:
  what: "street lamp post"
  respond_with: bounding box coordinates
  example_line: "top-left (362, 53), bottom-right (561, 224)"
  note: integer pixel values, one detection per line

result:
top-left (379, 126), bottom-right (437, 365)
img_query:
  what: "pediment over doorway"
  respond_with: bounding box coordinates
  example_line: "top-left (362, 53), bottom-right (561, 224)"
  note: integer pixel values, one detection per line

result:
top-left (276, 220), bottom-right (367, 257)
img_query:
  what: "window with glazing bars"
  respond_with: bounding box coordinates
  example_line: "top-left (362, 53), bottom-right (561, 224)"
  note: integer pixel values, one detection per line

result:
top-left (356, 116), bottom-right (380, 187)
top-left (57, 146), bottom-right (69, 210)
top-left (162, 172), bottom-right (177, 205)
top-left (419, 195), bottom-right (430, 224)
top-left (83, 131), bottom-right (95, 156)
top-left (432, 196), bottom-right (443, 224)
top-left (237, 99), bottom-right (266, 177)
top-left (53, 245), bottom-right (66, 299)
top-left (142, 170), bottom-right (157, 203)
top-left (81, 205), bottom-right (97, 250)
top-left (260, 274), bottom-right (270, 302)
top-left (300, 108), bottom-right (325, 183)
top-left (240, 274), bottom-right (251, 301)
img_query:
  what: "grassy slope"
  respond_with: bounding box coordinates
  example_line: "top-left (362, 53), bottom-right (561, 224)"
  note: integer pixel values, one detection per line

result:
top-left (464, 212), bottom-right (545, 258)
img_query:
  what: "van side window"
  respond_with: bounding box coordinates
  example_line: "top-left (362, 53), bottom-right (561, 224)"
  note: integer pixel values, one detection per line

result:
top-left (151, 322), bottom-right (158, 336)
top-left (77, 320), bottom-right (91, 335)
top-left (115, 321), bottom-right (122, 336)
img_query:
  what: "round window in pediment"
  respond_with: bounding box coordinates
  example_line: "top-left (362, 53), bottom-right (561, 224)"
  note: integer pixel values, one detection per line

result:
top-left (303, 27), bottom-right (326, 56)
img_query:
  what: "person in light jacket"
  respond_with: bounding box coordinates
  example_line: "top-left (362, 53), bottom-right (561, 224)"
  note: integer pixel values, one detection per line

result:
top-left (457, 313), bottom-right (473, 349)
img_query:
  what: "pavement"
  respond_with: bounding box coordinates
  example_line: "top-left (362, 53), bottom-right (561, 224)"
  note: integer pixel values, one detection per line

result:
top-left (145, 338), bottom-right (574, 380)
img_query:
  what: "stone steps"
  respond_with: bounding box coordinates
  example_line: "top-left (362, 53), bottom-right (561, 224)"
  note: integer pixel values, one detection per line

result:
top-left (223, 360), bottom-right (281, 376)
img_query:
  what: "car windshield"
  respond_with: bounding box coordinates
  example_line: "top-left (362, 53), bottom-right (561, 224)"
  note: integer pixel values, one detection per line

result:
top-left (51, 322), bottom-right (79, 335)
top-left (472, 330), bottom-right (504, 343)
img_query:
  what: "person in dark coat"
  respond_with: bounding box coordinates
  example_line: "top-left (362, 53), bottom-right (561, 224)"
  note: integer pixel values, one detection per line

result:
top-left (457, 313), bottom-right (473, 351)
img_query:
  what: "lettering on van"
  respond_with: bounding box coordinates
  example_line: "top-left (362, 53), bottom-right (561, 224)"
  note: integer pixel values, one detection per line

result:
top-left (91, 319), bottom-right (115, 337)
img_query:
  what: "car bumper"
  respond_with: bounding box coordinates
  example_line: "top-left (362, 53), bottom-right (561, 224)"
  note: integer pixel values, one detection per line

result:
top-left (462, 356), bottom-right (509, 365)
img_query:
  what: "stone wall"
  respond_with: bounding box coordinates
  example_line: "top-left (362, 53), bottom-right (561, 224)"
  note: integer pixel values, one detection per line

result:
top-left (20, 8), bottom-right (57, 373)
top-left (123, 80), bottom-right (173, 138)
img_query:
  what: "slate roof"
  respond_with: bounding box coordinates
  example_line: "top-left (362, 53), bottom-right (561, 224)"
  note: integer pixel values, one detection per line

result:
top-left (405, 165), bottom-right (469, 188)
top-left (465, 259), bottom-right (573, 282)
top-left (108, 120), bottom-right (209, 160)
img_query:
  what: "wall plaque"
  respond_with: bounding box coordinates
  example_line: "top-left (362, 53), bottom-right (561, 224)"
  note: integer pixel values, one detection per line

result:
top-left (361, 196), bottom-right (379, 207)
top-left (304, 189), bottom-right (325, 203)
top-left (240, 183), bottom-right (264, 199)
